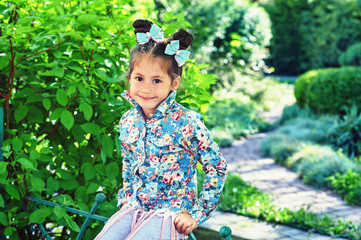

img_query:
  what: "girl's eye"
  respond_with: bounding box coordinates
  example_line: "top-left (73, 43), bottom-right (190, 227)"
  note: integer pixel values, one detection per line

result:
top-left (135, 77), bottom-right (143, 81)
top-left (153, 79), bottom-right (161, 84)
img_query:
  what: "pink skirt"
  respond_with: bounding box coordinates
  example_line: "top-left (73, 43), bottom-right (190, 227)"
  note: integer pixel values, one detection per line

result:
top-left (95, 205), bottom-right (186, 240)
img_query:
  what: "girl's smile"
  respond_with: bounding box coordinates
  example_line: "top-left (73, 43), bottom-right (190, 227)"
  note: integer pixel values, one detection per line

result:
top-left (129, 55), bottom-right (180, 118)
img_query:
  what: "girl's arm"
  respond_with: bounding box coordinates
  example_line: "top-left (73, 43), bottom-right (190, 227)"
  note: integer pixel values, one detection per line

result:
top-left (187, 113), bottom-right (228, 225)
top-left (117, 117), bottom-right (134, 208)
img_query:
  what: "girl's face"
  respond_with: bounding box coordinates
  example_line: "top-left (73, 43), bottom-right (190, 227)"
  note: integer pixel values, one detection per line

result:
top-left (129, 55), bottom-right (180, 118)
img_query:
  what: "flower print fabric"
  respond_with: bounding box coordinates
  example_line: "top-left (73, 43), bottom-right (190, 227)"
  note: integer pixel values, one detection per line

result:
top-left (117, 90), bottom-right (228, 225)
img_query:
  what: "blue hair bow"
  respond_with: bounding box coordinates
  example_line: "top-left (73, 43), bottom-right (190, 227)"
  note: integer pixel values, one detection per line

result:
top-left (136, 24), bottom-right (164, 44)
top-left (164, 40), bottom-right (191, 67)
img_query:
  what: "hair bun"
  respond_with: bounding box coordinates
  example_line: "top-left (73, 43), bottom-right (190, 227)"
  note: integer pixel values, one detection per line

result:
top-left (172, 28), bottom-right (193, 50)
top-left (133, 19), bottom-right (153, 35)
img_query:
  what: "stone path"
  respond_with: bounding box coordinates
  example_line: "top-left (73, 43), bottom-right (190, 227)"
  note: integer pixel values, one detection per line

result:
top-left (221, 133), bottom-right (361, 224)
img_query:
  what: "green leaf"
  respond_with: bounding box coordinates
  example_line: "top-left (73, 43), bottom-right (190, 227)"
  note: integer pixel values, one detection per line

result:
top-left (106, 162), bottom-right (119, 180)
top-left (50, 108), bottom-right (64, 121)
top-left (102, 134), bottom-right (114, 157)
top-left (29, 208), bottom-right (52, 223)
top-left (56, 89), bottom-right (68, 107)
top-left (5, 185), bottom-right (20, 200)
top-left (43, 98), bottom-right (51, 110)
top-left (80, 123), bottom-right (101, 135)
top-left (31, 177), bottom-right (45, 191)
top-left (0, 162), bottom-right (9, 175)
top-left (95, 164), bottom-right (105, 176)
top-left (40, 68), bottom-right (65, 78)
top-left (75, 186), bottom-right (88, 203)
top-left (28, 106), bottom-right (44, 124)
top-left (0, 194), bottom-right (4, 208)
top-left (61, 110), bottom-right (74, 131)
top-left (78, 14), bottom-right (97, 25)
top-left (67, 85), bottom-right (77, 95)
top-left (0, 56), bottom-right (9, 70)
top-left (17, 158), bottom-right (37, 171)
top-left (55, 194), bottom-right (74, 207)
top-left (79, 102), bottom-right (93, 121)
top-left (86, 182), bottom-right (99, 194)
top-left (58, 179), bottom-right (79, 191)
top-left (0, 212), bottom-right (8, 226)
top-left (54, 206), bottom-right (67, 219)
top-left (64, 214), bottom-right (80, 232)
top-left (84, 165), bottom-right (96, 181)
top-left (68, 65), bottom-right (83, 73)
top-left (12, 138), bottom-right (22, 152)
top-left (47, 177), bottom-right (60, 193)
top-left (101, 149), bottom-right (106, 164)
top-left (14, 103), bottom-right (28, 123)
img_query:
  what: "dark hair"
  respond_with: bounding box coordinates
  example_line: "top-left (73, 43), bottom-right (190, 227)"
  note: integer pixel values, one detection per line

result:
top-left (128, 19), bottom-right (193, 81)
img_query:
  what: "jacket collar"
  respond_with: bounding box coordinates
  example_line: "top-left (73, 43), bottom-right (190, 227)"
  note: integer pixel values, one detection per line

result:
top-left (121, 90), bottom-right (177, 117)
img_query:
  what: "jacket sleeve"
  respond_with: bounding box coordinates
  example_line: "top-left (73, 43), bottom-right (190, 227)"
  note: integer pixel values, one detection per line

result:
top-left (117, 115), bottom-right (134, 208)
top-left (187, 113), bottom-right (228, 225)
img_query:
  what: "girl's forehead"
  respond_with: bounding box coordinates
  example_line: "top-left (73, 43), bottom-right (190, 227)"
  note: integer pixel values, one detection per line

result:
top-left (133, 55), bottom-right (170, 75)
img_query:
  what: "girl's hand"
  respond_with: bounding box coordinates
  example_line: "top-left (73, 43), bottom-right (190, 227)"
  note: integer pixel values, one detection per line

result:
top-left (174, 213), bottom-right (198, 236)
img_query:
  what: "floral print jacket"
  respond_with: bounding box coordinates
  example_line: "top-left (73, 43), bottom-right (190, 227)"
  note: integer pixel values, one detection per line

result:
top-left (117, 90), bottom-right (227, 225)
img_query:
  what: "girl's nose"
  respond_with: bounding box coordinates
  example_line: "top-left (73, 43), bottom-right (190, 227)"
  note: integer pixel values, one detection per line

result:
top-left (141, 81), bottom-right (152, 93)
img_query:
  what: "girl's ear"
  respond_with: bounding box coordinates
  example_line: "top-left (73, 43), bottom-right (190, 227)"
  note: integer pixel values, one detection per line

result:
top-left (172, 76), bottom-right (181, 91)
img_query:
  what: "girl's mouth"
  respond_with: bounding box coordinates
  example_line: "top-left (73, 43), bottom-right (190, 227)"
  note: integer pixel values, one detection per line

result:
top-left (139, 95), bottom-right (155, 101)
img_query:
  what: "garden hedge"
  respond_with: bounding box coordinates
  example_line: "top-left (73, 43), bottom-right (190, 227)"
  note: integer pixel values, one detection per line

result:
top-left (294, 67), bottom-right (361, 115)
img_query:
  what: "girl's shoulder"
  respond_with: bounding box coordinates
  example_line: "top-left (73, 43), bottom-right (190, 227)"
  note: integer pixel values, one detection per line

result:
top-left (170, 103), bottom-right (204, 125)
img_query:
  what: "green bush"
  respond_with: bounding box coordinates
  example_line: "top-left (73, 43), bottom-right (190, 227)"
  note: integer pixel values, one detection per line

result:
top-left (328, 169), bottom-right (361, 206)
top-left (277, 116), bottom-right (337, 144)
top-left (265, 0), bottom-right (308, 75)
top-left (0, 2), bottom-right (214, 239)
top-left (269, 140), bottom-right (301, 165)
top-left (328, 105), bottom-right (361, 158)
top-left (294, 70), bottom-right (319, 108)
top-left (265, 0), bottom-right (361, 75)
top-left (339, 42), bottom-right (361, 67)
top-left (260, 133), bottom-right (302, 161)
top-left (294, 67), bottom-right (361, 115)
top-left (287, 145), bottom-right (354, 189)
top-left (206, 97), bottom-right (267, 140)
top-left (211, 2), bottom-right (271, 72)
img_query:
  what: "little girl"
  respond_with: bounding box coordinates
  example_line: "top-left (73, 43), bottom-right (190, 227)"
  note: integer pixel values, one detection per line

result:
top-left (95, 19), bottom-right (227, 240)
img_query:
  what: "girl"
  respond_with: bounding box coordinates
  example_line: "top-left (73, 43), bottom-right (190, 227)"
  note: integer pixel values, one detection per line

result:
top-left (95, 19), bottom-right (227, 240)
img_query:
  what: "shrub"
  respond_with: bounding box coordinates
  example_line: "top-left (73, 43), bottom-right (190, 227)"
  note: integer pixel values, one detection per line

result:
top-left (299, 0), bottom-right (361, 71)
top-left (0, 2), bottom-right (213, 239)
top-left (294, 67), bottom-right (361, 115)
top-left (269, 140), bottom-right (301, 165)
top-left (294, 70), bottom-right (318, 108)
top-left (328, 105), bottom-right (361, 158)
top-left (260, 133), bottom-right (302, 160)
top-left (211, 3), bottom-right (272, 73)
top-left (339, 42), bottom-right (361, 67)
top-left (264, 0), bottom-right (309, 75)
top-left (265, 0), bottom-right (361, 75)
top-left (287, 145), bottom-right (354, 188)
top-left (328, 169), bottom-right (361, 206)
top-left (278, 116), bottom-right (337, 144)
top-left (206, 97), bottom-right (267, 140)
